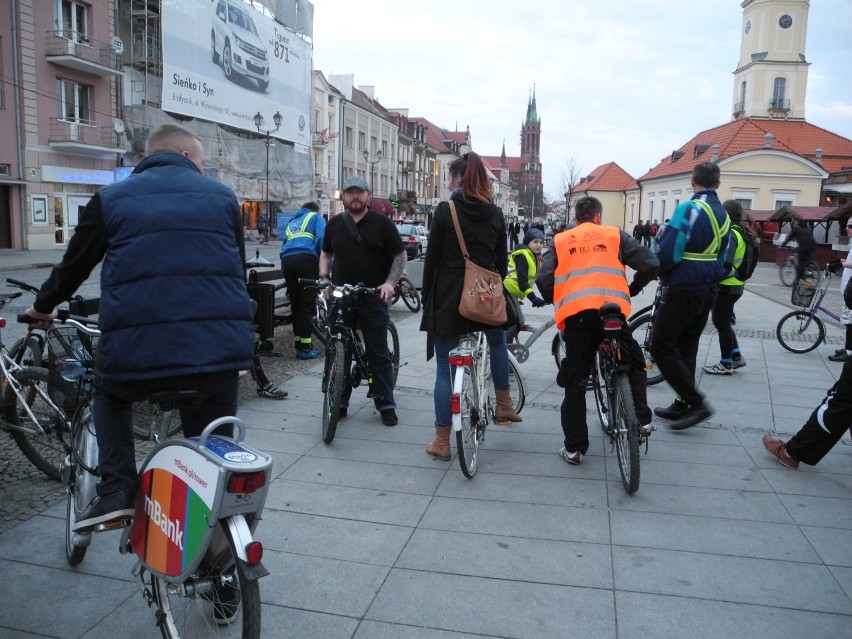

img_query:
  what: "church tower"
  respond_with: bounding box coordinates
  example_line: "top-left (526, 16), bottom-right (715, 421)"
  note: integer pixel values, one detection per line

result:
top-left (732, 0), bottom-right (810, 121)
top-left (519, 87), bottom-right (542, 218)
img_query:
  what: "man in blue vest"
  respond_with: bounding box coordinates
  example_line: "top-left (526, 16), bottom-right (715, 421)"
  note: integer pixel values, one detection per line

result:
top-left (652, 162), bottom-right (731, 431)
top-left (280, 201), bottom-right (326, 358)
top-left (25, 123), bottom-right (254, 534)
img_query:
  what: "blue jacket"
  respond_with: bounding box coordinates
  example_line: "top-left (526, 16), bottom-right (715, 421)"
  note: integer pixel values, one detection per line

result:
top-left (96, 152), bottom-right (254, 381)
top-left (279, 207), bottom-right (325, 259)
top-left (656, 190), bottom-right (731, 289)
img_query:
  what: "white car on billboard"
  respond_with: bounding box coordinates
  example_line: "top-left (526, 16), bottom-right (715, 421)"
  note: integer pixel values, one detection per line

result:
top-left (211, 0), bottom-right (270, 92)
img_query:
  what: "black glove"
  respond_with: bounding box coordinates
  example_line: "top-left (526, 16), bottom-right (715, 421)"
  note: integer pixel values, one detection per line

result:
top-left (528, 294), bottom-right (546, 308)
top-left (628, 281), bottom-right (643, 297)
top-left (828, 259), bottom-right (843, 276)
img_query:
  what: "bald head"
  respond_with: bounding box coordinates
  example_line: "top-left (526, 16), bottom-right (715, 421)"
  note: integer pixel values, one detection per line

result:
top-left (145, 123), bottom-right (205, 172)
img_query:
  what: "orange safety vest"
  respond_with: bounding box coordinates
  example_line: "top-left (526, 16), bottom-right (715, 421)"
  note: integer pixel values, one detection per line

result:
top-left (553, 223), bottom-right (630, 330)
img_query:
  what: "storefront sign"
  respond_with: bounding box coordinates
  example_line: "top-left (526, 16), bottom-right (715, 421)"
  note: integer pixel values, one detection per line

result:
top-left (41, 165), bottom-right (114, 186)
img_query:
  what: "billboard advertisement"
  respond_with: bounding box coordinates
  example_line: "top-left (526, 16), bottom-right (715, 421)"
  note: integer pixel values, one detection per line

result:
top-left (161, 0), bottom-right (311, 144)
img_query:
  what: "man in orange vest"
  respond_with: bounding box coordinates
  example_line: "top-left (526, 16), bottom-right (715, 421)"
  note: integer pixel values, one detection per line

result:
top-left (537, 196), bottom-right (659, 465)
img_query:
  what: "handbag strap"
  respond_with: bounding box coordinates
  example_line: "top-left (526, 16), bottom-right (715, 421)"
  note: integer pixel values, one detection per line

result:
top-left (448, 201), bottom-right (470, 260)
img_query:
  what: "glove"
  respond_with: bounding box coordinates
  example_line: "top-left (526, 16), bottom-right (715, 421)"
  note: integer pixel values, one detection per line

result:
top-left (528, 294), bottom-right (546, 308)
top-left (628, 282), bottom-right (643, 297)
top-left (828, 259), bottom-right (843, 276)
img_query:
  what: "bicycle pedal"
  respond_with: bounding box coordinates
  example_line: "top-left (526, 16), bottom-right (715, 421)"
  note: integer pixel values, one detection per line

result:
top-left (96, 517), bottom-right (132, 532)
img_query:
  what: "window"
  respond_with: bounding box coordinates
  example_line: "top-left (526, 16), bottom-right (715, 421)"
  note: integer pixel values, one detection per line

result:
top-left (58, 0), bottom-right (88, 42)
top-left (735, 198), bottom-right (752, 210)
top-left (660, 200), bottom-right (666, 218)
top-left (358, 131), bottom-right (365, 151)
top-left (649, 201), bottom-right (654, 217)
top-left (382, 141), bottom-right (388, 159)
top-left (56, 79), bottom-right (90, 123)
top-left (771, 77), bottom-right (787, 109)
top-left (370, 136), bottom-right (377, 154)
top-left (775, 199), bottom-right (793, 210)
top-left (344, 126), bottom-right (352, 148)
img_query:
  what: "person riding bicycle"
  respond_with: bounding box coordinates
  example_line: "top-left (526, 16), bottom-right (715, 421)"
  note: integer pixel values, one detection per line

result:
top-left (319, 175), bottom-right (406, 426)
top-left (781, 219), bottom-right (816, 281)
top-left (503, 228), bottom-right (547, 339)
top-left (537, 195), bottom-right (658, 465)
top-left (24, 124), bottom-right (254, 533)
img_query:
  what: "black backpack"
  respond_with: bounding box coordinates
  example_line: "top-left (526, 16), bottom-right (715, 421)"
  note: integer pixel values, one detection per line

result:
top-left (733, 227), bottom-right (759, 281)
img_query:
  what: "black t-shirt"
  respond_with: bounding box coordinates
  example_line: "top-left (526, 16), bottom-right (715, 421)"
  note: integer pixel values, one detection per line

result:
top-left (322, 210), bottom-right (405, 287)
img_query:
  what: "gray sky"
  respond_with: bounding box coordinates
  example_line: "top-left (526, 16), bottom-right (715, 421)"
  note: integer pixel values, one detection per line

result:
top-left (311, 0), bottom-right (852, 201)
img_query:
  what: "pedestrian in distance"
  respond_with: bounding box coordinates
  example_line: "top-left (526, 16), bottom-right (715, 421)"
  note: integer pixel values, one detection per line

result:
top-left (642, 219), bottom-right (652, 247)
top-left (537, 196), bottom-right (659, 465)
top-left (420, 152), bottom-right (521, 461)
top-left (652, 161), bottom-right (732, 431)
top-left (319, 175), bottom-right (406, 426)
top-left (702, 200), bottom-right (755, 375)
top-left (632, 219), bottom-right (644, 242)
top-left (256, 212), bottom-right (269, 244)
top-left (24, 123), bottom-right (255, 532)
top-left (780, 218), bottom-right (816, 281)
top-left (763, 355), bottom-right (852, 469)
top-left (280, 201), bottom-right (326, 359)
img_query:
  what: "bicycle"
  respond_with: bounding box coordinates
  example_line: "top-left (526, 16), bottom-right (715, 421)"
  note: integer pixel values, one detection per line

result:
top-left (450, 331), bottom-right (526, 478)
top-left (502, 298), bottom-right (564, 370)
top-left (588, 303), bottom-right (646, 494)
top-left (778, 246), bottom-right (821, 287)
top-left (390, 275), bottom-right (422, 312)
top-left (776, 268), bottom-right (837, 353)
top-left (301, 280), bottom-right (401, 444)
top-left (54, 314), bottom-right (272, 638)
top-left (626, 285), bottom-right (665, 385)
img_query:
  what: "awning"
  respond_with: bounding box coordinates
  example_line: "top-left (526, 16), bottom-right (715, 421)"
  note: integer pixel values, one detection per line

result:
top-left (744, 209), bottom-right (775, 223)
top-left (769, 205), bottom-right (847, 222)
top-left (370, 198), bottom-right (395, 215)
top-left (824, 183), bottom-right (852, 194)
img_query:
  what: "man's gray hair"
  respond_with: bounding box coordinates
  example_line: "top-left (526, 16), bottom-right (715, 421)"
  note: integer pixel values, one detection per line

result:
top-left (145, 123), bottom-right (202, 156)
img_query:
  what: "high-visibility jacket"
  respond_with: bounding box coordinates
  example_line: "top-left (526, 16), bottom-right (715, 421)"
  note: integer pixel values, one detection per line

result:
top-left (553, 223), bottom-right (630, 330)
top-left (682, 199), bottom-right (731, 263)
top-left (504, 247), bottom-right (538, 298)
top-left (720, 227), bottom-right (746, 287)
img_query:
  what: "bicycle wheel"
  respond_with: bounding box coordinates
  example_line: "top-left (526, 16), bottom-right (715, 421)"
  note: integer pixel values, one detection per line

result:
top-left (131, 402), bottom-right (182, 441)
top-left (399, 277), bottom-right (422, 312)
top-left (65, 410), bottom-right (95, 566)
top-left (590, 353), bottom-right (610, 432)
top-left (507, 359), bottom-right (525, 414)
top-left (4, 366), bottom-right (71, 481)
top-left (612, 373), bottom-right (641, 495)
top-left (628, 314), bottom-right (664, 385)
top-left (779, 258), bottom-right (796, 287)
top-left (10, 334), bottom-right (44, 367)
top-left (150, 519), bottom-right (262, 639)
top-left (387, 320), bottom-right (400, 386)
top-left (455, 364), bottom-right (480, 478)
top-left (552, 332), bottom-right (565, 371)
top-left (776, 311), bottom-right (825, 353)
top-left (321, 342), bottom-right (346, 444)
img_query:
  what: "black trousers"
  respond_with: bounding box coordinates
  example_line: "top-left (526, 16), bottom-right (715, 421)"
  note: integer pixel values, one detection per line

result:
top-left (559, 310), bottom-right (652, 455)
top-left (650, 287), bottom-right (716, 406)
top-left (709, 287), bottom-right (742, 360)
top-left (282, 252), bottom-right (320, 349)
top-left (786, 356), bottom-right (852, 465)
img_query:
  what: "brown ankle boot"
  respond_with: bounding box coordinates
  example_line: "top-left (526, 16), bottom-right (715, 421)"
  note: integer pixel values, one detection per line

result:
top-left (426, 427), bottom-right (451, 460)
top-left (494, 388), bottom-right (522, 424)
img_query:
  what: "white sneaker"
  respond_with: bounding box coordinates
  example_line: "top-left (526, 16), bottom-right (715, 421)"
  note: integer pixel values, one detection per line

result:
top-left (640, 421), bottom-right (656, 436)
top-left (702, 362), bottom-right (733, 375)
top-left (558, 447), bottom-right (582, 465)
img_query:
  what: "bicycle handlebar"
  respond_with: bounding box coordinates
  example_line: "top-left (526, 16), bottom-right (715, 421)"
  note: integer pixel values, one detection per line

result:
top-left (6, 278), bottom-right (40, 295)
top-left (298, 279), bottom-right (378, 297)
top-left (17, 311), bottom-right (101, 336)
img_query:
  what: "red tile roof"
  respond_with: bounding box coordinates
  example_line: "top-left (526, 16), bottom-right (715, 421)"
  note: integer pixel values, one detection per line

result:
top-left (573, 162), bottom-right (638, 193)
top-left (409, 117), bottom-right (457, 154)
top-left (481, 155), bottom-right (523, 173)
top-left (640, 118), bottom-right (852, 182)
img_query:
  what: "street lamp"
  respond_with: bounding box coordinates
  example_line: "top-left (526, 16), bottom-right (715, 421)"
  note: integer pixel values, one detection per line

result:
top-left (254, 110), bottom-right (282, 233)
top-left (362, 148), bottom-right (383, 194)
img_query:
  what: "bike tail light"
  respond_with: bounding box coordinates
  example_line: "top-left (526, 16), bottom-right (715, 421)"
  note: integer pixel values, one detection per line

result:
top-left (0, 318), bottom-right (5, 328)
top-left (227, 471), bottom-right (266, 494)
top-left (451, 393), bottom-right (461, 414)
top-left (448, 354), bottom-right (473, 366)
top-left (245, 541), bottom-right (263, 565)
top-left (602, 319), bottom-right (622, 332)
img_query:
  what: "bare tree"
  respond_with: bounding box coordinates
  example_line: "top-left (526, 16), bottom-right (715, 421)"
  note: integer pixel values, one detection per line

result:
top-left (558, 156), bottom-right (584, 226)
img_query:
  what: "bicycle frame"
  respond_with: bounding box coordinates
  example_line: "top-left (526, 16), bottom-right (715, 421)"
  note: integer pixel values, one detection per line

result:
top-left (805, 273), bottom-right (839, 323)
top-left (450, 333), bottom-right (492, 434)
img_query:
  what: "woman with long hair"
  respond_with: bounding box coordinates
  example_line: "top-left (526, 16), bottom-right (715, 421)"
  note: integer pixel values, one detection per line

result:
top-left (419, 152), bottom-right (521, 461)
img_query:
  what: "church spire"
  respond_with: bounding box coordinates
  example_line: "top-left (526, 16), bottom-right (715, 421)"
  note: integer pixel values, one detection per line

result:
top-left (501, 139), bottom-right (507, 167)
top-left (526, 85), bottom-right (539, 123)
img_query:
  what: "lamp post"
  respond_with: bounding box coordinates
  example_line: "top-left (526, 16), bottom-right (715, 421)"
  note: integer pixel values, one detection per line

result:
top-left (362, 148), bottom-right (383, 194)
top-left (253, 110), bottom-right (282, 233)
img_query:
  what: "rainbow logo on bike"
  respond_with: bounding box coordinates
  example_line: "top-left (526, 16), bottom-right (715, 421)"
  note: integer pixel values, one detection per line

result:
top-left (128, 446), bottom-right (218, 577)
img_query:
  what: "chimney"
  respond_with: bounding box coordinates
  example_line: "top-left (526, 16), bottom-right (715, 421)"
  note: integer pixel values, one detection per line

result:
top-left (815, 147), bottom-right (823, 166)
top-left (358, 85), bottom-right (375, 99)
top-left (764, 133), bottom-right (774, 149)
top-left (711, 144), bottom-right (720, 162)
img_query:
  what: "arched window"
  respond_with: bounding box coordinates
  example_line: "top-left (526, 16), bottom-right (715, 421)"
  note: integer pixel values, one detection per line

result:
top-left (771, 78), bottom-right (787, 109)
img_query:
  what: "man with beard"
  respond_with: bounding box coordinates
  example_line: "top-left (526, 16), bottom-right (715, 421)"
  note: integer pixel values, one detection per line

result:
top-left (319, 176), bottom-right (406, 426)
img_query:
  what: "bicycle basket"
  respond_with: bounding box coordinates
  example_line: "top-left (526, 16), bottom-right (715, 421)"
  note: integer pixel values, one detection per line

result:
top-left (791, 276), bottom-right (816, 307)
top-left (46, 326), bottom-right (98, 412)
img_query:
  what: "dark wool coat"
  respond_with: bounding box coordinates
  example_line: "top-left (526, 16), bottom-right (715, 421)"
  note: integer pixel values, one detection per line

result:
top-left (419, 193), bottom-right (508, 359)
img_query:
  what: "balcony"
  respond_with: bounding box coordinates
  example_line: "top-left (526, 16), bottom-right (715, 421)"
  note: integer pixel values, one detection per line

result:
top-left (400, 160), bottom-right (413, 173)
top-left (45, 31), bottom-right (123, 77)
top-left (768, 98), bottom-right (791, 112)
top-left (732, 101), bottom-right (745, 117)
top-left (49, 119), bottom-right (126, 155)
top-left (311, 131), bottom-right (327, 148)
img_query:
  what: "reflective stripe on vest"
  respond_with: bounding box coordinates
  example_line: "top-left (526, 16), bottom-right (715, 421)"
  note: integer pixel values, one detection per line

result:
top-left (285, 212), bottom-right (317, 241)
top-left (552, 224), bottom-right (630, 330)
top-left (682, 199), bottom-right (730, 261)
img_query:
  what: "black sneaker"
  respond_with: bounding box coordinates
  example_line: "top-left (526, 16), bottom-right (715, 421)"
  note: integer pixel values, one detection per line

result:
top-left (654, 400), bottom-right (689, 420)
top-left (257, 383), bottom-right (287, 399)
top-left (213, 583), bottom-right (241, 626)
top-left (338, 407), bottom-right (347, 419)
top-left (380, 409), bottom-right (398, 426)
top-left (72, 491), bottom-right (135, 532)
top-left (669, 403), bottom-right (713, 431)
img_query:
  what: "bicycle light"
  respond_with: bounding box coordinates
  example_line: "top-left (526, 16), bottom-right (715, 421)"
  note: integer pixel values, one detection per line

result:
top-left (451, 393), bottom-right (461, 414)
top-left (245, 541), bottom-right (263, 565)
top-left (0, 318), bottom-right (5, 328)
top-left (227, 471), bottom-right (266, 494)
top-left (448, 354), bottom-right (473, 366)
top-left (332, 290), bottom-right (344, 298)
top-left (602, 319), bottom-right (622, 332)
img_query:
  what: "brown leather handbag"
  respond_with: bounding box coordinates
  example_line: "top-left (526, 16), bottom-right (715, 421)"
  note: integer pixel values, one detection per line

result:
top-left (448, 201), bottom-right (507, 326)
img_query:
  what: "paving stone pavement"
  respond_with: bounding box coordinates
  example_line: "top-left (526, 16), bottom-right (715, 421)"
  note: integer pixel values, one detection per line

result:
top-left (1, 251), bottom-right (850, 638)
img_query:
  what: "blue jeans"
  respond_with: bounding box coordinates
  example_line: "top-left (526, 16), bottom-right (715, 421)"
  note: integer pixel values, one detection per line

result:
top-left (340, 296), bottom-right (396, 412)
top-left (433, 329), bottom-right (509, 427)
